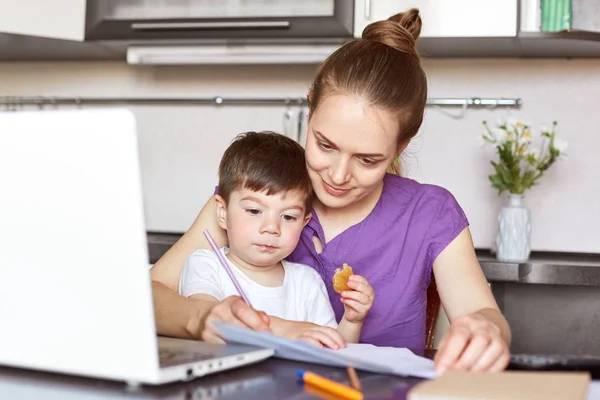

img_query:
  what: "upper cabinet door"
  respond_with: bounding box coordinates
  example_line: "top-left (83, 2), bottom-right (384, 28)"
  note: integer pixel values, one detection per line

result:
top-left (85, 0), bottom-right (353, 41)
top-left (355, 0), bottom-right (518, 38)
top-left (0, 0), bottom-right (86, 41)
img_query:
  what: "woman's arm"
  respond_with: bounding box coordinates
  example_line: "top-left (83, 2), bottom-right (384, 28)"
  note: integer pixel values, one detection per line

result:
top-left (150, 196), bottom-right (228, 337)
top-left (152, 281), bottom-right (217, 338)
top-left (433, 227), bottom-right (511, 373)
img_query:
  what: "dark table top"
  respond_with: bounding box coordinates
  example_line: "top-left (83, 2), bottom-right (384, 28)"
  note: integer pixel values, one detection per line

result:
top-left (0, 352), bottom-right (435, 400)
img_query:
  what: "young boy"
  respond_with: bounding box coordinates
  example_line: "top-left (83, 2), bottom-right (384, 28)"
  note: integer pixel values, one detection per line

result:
top-left (178, 131), bottom-right (374, 347)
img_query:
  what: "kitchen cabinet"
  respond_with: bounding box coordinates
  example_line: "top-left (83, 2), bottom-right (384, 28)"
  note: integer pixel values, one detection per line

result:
top-left (85, 0), bottom-right (353, 41)
top-left (0, 0), bottom-right (86, 41)
top-left (354, 0), bottom-right (517, 39)
top-left (1, 0), bottom-right (600, 60)
top-left (353, 0), bottom-right (600, 58)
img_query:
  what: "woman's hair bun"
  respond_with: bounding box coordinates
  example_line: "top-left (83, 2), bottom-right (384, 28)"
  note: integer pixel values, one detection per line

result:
top-left (361, 8), bottom-right (422, 56)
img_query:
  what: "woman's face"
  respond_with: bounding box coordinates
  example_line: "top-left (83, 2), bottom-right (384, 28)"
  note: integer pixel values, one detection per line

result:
top-left (305, 94), bottom-right (401, 210)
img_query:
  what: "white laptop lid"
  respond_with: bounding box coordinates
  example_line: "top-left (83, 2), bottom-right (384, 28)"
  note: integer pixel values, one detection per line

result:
top-left (0, 109), bottom-right (160, 383)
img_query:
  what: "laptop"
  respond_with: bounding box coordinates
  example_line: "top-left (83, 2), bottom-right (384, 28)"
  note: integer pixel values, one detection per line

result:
top-left (0, 109), bottom-right (274, 386)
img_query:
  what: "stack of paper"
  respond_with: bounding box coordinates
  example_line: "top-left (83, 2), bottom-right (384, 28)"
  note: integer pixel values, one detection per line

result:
top-left (214, 322), bottom-right (435, 379)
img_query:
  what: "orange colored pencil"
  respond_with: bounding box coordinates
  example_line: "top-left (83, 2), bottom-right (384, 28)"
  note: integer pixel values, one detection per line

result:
top-left (297, 370), bottom-right (363, 400)
top-left (304, 384), bottom-right (344, 400)
top-left (347, 366), bottom-right (362, 391)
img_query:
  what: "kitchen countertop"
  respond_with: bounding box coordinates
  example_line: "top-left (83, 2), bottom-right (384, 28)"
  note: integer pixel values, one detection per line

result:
top-left (475, 250), bottom-right (600, 287)
top-left (147, 232), bottom-right (600, 287)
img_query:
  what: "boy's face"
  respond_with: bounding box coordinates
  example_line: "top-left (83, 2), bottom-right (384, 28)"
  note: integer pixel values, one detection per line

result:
top-left (215, 188), bottom-right (311, 267)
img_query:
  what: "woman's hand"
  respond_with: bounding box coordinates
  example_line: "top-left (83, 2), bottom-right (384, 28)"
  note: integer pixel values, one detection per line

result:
top-left (201, 296), bottom-right (271, 344)
top-left (298, 325), bottom-right (348, 350)
top-left (340, 275), bottom-right (375, 323)
top-left (434, 312), bottom-right (510, 374)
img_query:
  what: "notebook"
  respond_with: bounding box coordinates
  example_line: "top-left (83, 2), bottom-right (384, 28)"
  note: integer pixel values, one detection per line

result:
top-left (214, 322), bottom-right (435, 379)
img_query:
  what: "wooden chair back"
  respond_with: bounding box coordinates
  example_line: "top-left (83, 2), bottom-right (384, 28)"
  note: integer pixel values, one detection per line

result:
top-left (425, 277), bottom-right (441, 350)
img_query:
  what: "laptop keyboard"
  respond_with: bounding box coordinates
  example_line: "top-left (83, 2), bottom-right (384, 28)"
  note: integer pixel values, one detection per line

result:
top-left (509, 353), bottom-right (600, 379)
top-left (159, 348), bottom-right (215, 367)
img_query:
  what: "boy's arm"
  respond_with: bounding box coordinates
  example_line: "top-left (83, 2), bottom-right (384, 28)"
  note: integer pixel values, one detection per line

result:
top-left (269, 316), bottom-right (315, 339)
top-left (337, 318), bottom-right (363, 343)
top-left (337, 274), bottom-right (375, 343)
top-left (294, 276), bottom-right (357, 345)
top-left (269, 316), bottom-right (347, 349)
top-left (298, 274), bottom-right (370, 344)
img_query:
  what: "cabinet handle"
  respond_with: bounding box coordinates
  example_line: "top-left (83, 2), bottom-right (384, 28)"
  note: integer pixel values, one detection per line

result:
top-left (364, 0), bottom-right (371, 20)
top-left (131, 21), bottom-right (290, 31)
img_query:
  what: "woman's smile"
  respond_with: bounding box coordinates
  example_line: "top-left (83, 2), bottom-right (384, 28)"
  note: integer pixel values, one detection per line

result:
top-left (322, 179), bottom-right (351, 197)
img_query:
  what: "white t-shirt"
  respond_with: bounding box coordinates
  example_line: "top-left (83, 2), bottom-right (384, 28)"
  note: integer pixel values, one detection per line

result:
top-left (179, 248), bottom-right (337, 328)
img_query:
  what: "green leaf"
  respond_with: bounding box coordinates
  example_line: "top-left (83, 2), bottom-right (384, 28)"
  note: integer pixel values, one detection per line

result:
top-left (521, 170), bottom-right (537, 191)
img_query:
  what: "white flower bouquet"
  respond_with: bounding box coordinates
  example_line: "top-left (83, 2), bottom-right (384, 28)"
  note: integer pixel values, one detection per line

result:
top-left (480, 118), bottom-right (568, 195)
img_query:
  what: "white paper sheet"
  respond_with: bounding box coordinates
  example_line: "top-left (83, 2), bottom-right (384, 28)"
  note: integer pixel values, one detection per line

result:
top-left (215, 322), bottom-right (435, 379)
top-left (587, 381), bottom-right (600, 400)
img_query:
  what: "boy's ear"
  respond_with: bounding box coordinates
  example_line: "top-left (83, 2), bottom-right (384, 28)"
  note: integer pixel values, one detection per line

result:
top-left (303, 212), bottom-right (312, 227)
top-left (214, 195), bottom-right (228, 230)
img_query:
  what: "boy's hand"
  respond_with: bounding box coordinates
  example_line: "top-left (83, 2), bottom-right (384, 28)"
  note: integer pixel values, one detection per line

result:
top-left (298, 325), bottom-right (348, 350)
top-left (341, 275), bottom-right (374, 323)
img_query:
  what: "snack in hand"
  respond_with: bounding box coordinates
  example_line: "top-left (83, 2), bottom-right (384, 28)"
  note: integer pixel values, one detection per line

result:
top-left (332, 263), bottom-right (353, 293)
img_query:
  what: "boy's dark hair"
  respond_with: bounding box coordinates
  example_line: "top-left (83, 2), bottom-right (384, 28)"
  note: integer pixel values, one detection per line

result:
top-left (218, 131), bottom-right (313, 214)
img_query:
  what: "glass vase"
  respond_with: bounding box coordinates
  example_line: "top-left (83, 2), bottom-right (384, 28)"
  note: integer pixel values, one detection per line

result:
top-left (496, 194), bottom-right (531, 262)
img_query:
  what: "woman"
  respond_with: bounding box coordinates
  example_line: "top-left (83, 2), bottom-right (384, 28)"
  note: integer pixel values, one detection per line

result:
top-left (150, 8), bottom-right (511, 374)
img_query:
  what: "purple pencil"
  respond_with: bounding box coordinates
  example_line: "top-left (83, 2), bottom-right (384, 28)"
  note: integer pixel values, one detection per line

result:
top-left (202, 229), bottom-right (253, 307)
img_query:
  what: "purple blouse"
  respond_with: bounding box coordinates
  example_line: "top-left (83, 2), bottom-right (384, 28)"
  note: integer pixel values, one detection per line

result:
top-left (287, 174), bottom-right (469, 349)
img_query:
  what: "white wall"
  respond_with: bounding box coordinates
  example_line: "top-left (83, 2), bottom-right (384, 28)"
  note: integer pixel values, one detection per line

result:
top-left (0, 59), bottom-right (598, 253)
top-left (0, 0), bottom-right (86, 40)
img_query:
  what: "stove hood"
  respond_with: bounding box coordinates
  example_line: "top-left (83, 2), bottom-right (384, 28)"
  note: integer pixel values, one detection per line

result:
top-left (85, 0), bottom-right (354, 65)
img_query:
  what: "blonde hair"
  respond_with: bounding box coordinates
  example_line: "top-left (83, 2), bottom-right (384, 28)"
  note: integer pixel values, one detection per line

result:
top-left (309, 8), bottom-right (427, 177)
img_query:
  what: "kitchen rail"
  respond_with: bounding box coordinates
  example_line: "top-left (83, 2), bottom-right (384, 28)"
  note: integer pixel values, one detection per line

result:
top-left (0, 96), bottom-right (522, 109)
